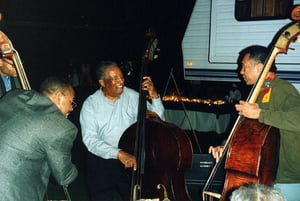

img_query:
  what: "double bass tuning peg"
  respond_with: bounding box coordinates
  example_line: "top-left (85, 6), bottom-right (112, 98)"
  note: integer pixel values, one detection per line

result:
top-left (287, 36), bottom-right (298, 51)
top-left (288, 36), bottom-right (299, 51)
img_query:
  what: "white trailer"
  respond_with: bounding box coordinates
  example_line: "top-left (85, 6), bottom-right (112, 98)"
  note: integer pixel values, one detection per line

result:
top-left (182, 0), bottom-right (300, 90)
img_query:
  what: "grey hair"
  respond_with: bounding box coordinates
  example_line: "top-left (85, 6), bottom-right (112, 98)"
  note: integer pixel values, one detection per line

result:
top-left (95, 60), bottom-right (119, 80)
top-left (230, 183), bottom-right (286, 201)
top-left (39, 76), bottom-right (73, 96)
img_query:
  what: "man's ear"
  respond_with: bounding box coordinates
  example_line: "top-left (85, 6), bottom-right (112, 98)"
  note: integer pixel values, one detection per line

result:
top-left (256, 63), bottom-right (264, 72)
top-left (48, 91), bottom-right (63, 106)
top-left (99, 80), bottom-right (105, 87)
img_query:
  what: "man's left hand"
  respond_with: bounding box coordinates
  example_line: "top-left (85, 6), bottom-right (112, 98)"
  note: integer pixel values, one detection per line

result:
top-left (235, 100), bottom-right (261, 119)
top-left (142, 76), bottom-right (159, 99)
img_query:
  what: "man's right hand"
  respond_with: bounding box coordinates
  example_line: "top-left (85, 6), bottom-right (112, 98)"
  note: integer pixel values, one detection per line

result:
top-left (117, 150), bottom-right (137, 171)
top-left (208, 146), bottom-right (224, 163)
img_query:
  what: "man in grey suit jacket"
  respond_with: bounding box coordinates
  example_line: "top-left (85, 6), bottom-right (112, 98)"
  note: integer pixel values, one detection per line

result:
top-left (0, 77), bottom-right (78, 201)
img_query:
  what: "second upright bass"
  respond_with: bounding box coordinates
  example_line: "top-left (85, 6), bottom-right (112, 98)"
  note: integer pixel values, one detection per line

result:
top-left (202, 6), bottom-right (300, 201)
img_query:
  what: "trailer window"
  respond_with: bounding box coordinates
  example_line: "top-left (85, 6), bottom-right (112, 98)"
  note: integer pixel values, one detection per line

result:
top-left (235, 0), bottom-right (293, 21)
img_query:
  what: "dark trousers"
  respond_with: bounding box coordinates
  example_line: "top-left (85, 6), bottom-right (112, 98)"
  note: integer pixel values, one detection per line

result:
top-left (86, 152), bottom-right (130, 201)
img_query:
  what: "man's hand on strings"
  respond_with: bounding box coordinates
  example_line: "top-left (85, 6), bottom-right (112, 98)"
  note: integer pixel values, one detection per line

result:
top-left (142, 76), bottom-right (159, 99)
top-left (235, 100), bottom-right (261, 119)
top-left (118, 150), bottom-right (137, 171)
top-left (208, 146), bottom-right (224, 163)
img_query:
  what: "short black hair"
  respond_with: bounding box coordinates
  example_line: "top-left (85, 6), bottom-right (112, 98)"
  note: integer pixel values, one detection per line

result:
top-left (39, 76), bottom-right (73, 95)
top-left (238, 45), bottom-right (277, 72)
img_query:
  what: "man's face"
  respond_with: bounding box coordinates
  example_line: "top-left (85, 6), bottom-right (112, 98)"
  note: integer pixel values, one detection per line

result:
top-left (0, 58), bottom-right (17, 77)
top-left (239, 53), bottom-right (262, 85)
top-left (100, 66), bottom-right (125, 99)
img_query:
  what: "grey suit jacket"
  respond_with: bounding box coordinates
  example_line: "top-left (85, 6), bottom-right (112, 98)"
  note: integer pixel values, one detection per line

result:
top-left (0, 89), bottom-right (78, 201)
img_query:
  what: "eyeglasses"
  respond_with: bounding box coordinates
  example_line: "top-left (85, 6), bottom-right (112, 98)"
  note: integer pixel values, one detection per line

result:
top-left (2, 58), bottom-right (15, 67)
top-left (61, 92), bottom-right (77, 109)
top-left (71, 100), bottom-right (77, 109)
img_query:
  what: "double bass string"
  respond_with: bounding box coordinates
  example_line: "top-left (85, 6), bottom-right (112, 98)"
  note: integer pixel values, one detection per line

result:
top-left (130, 47), bottom-right (150, 201)
top-left (11, 49), bottom-right (31, 90)
top-left (202, 114), bottom-right (241, 200)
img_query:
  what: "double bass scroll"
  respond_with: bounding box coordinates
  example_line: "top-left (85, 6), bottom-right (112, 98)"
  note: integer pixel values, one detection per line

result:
top-left (203, 6), bottom-right (300, 201)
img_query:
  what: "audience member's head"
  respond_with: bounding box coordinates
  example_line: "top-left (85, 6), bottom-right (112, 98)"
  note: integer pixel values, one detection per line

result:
top-left (230, 183), bottom-right (286, 201)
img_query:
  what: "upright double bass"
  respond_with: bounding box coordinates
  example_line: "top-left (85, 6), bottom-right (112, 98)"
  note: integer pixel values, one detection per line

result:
top-left (119, 29), bottom-right (193, 201)
top-left (202, 6), bottom-right (300, 201)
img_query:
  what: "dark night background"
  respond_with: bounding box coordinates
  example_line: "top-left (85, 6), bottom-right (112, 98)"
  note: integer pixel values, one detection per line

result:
top-left (0, 0), bottom-right (196, 92)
